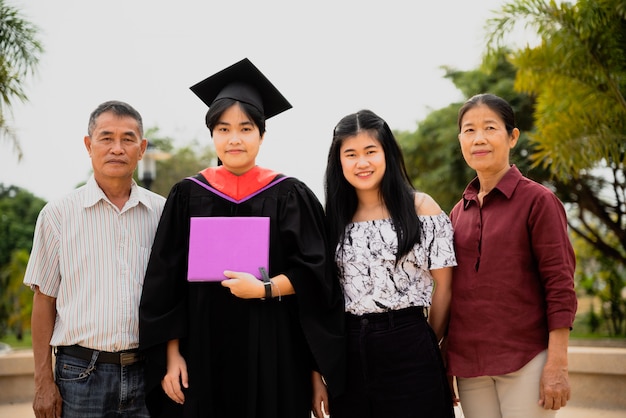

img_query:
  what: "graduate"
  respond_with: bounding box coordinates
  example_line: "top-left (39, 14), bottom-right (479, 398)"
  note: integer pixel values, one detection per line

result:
top-left (139, 58), bottom-right (346, 418)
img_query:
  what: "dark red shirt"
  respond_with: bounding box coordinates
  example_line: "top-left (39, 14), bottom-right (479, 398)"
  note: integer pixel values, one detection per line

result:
top-left (447, 165), bottom-right (577, 377)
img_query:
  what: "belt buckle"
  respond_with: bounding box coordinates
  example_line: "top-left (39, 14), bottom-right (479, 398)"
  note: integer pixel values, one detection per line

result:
top-left (120, 352), bottom-right (139, 366)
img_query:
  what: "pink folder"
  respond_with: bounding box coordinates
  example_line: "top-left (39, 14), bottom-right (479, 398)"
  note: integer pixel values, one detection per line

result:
top-left (187, 216), bottom-right (270, 282)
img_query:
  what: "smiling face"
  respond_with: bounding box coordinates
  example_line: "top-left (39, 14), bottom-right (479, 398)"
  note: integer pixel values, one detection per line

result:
top-left (458, 103), bottom-right (519, 176)
top-left (84, 111), bottom-right (146, 182)
top-left (339, 131), bottom-right (386, 193)
top-left (212, 103), bottom-right (264, 175)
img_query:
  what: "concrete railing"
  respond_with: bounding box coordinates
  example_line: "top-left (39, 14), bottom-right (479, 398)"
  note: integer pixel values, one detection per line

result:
top-left (1, 345), bottom-right (625, 409)
top-left (0, 349), bottom-right (35, 404)
top-left (567, 345), bottom-right (626, 410)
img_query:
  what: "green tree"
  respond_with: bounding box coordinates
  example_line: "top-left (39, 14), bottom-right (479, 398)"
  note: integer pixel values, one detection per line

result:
top-left (0, 249), bottom-right (31, 339)
top-left (486, 0), bottom-right (626, 268)
top-left (399, 1), bottom-right (626, 334)
top-left (139, 128), bottom-right (216, 197)
top-left (0, 185), bottom-right (45, 337)
top-left (574, 229), bottom-right (626, 336)
top-left (0, 0), bottom-right (44, 160)
top-left (399, 52), bottom-right (544, 212)
top-left (486, 0), bottom-right (626, 334)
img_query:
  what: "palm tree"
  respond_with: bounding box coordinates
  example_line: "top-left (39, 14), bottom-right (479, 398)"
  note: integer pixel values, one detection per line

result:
top-left (486, 0), bottom-right (626, 179)
top-left (0, 0), bottom-right (43, 160)
top-left (486, 0), bottom-right (626, 334)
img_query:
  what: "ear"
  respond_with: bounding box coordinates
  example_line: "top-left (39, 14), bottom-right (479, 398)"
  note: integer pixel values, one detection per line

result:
top-left (139, 138), bottom-right (148, 160)
top-left (84, 136), bottom-right (92, 156)
top-left (509, 128), bottom-right (520, 149)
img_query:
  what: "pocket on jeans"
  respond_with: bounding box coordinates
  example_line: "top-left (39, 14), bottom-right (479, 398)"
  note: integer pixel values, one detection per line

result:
top-left (56, 358), bottom-right (92, 382)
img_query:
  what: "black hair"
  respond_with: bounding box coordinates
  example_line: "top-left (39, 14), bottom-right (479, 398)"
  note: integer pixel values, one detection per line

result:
top-left (457, 93), bottom-right (517, 134)
top-left (205, 98), bottom-right (266, 137)
top-left (324, 109), bottom-right (421, 264)
top-left (87, 100), bottom-right (143, 137)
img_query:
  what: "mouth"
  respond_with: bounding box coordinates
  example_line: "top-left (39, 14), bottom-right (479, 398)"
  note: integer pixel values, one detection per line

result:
top-left (472, 150), bottom-right (490, 156)
top-left (356, 171), bottom-right (374, 177)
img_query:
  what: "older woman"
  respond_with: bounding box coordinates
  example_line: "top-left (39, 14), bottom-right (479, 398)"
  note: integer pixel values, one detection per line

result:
top-left (447, 93), bottom-right (578, 418)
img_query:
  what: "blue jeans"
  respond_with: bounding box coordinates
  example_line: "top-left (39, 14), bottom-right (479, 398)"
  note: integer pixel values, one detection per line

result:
top-left (55, 349), bottom-right (150, 418)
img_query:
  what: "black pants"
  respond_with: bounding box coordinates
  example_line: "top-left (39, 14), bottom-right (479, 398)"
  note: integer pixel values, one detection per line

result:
top-left (331, 306), bottom-right (454, 418)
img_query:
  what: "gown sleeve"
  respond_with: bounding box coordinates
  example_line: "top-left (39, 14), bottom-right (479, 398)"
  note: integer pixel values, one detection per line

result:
top-left (139, 180), bottom-right (191, 400)
top-left (276, 180), bottom-right (346, 398)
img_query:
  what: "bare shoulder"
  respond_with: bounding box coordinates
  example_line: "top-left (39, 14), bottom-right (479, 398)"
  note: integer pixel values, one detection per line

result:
top-left (414, 192), bottom-right (443, 216)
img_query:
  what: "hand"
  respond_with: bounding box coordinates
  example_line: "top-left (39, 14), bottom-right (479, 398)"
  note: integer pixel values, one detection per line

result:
top-left (311, 370), bottom-right (329, 418)
top-left (439, 337), bottom-right (459, 407)
top-left (539, 361), bottom-right (570, 410)
top-left (32, 380), bottom-right (62, 418)
top-left (448, 375), bottom-right (460, 407)
top-left (161, 351), bottom-right (188, 404)
top-left (221, 270), bottom-right (263, 299)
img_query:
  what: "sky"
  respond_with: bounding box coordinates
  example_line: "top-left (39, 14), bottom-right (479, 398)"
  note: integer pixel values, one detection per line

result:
top-left (1, 0), bottom-right (513, 202)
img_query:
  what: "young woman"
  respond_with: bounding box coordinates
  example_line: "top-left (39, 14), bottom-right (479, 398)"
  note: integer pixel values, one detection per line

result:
top-left (139, 58), bottom-right (345, 418)
top-left (323, 109), bottom-right (456, 417)
top-left (447, 93), bottom-right (577, 418)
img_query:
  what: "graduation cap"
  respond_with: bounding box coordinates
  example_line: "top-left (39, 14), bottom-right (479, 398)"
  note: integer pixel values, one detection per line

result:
top-left (190, 58), bottom-right (292, 119)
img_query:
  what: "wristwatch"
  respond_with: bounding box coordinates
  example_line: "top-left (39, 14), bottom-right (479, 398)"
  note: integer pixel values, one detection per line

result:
top-left (259, 267), bottom-right (272, 300)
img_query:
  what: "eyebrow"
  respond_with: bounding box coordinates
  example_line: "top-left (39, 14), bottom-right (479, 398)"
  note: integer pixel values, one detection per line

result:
top-left (342, 144), bottom-right (378, 153)
top-left (97, 130), bottom-right (139, 138)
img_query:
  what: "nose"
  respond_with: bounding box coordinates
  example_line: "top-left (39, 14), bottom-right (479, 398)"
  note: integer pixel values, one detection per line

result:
top-left (229, 133), bottom-right (242, 144)
top-left (356, 156), bottom-right (370, 167)
top-left (110, 139), bottom-right (124, 153)
top-left (473, 130), bottom-right (487, 143)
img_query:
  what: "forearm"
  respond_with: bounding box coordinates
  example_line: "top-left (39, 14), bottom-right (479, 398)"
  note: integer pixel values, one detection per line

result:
top-left (429, 293), bottom-right (450, 342)
top-left (31, 288), bottom-right (56, 387)
top-left (268, 273), bottom-right (295, 298)
top-left (546, 328), bottom-right (570, 369)
top-left (429, 268), bottom-right (452, 342)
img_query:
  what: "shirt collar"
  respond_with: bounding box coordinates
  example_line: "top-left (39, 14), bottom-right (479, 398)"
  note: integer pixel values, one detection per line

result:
top-left (462, 165), bottom-right (522, 209)
top-left (82, 175), bottom-right (155, 212)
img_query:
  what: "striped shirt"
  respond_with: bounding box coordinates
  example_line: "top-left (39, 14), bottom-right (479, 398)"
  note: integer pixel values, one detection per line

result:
top-left (24, 175), bottom-right (165, 352)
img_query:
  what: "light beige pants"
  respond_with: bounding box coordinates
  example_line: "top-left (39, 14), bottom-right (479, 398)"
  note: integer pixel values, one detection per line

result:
top-left (457, 350), bottom-right (557, 418)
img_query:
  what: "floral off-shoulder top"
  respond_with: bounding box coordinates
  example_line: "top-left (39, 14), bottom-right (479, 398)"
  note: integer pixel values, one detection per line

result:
top-left (336, 213), bottom-right (457, 316)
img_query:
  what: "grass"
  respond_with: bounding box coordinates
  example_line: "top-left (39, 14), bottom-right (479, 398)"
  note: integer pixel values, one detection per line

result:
top-left (0, 332), bottom-right (32, 349)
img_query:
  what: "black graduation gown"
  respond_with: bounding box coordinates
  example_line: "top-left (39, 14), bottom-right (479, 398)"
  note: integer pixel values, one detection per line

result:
top-left (139, 170), bottom-right (346, 418)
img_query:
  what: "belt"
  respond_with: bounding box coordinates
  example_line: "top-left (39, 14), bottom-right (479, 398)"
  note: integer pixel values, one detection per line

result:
top-left (346, 305), bottom-right (427, 326)
top-left (57, 345), bottom-right (143, 366)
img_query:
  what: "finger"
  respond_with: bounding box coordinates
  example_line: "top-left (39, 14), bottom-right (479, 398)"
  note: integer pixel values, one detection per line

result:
top-left (56, 399), bottom-right (63, 418)
top-left (180, 365), bottom-right (189, 389)
top-left (223, 270), bottom-right (238, 279)
top-left (163, 378), bottom-right (184, 404)
top-left (171, 378), bottom-right (186, 403)
top-left (541, 395), bottom-right (554, 410)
